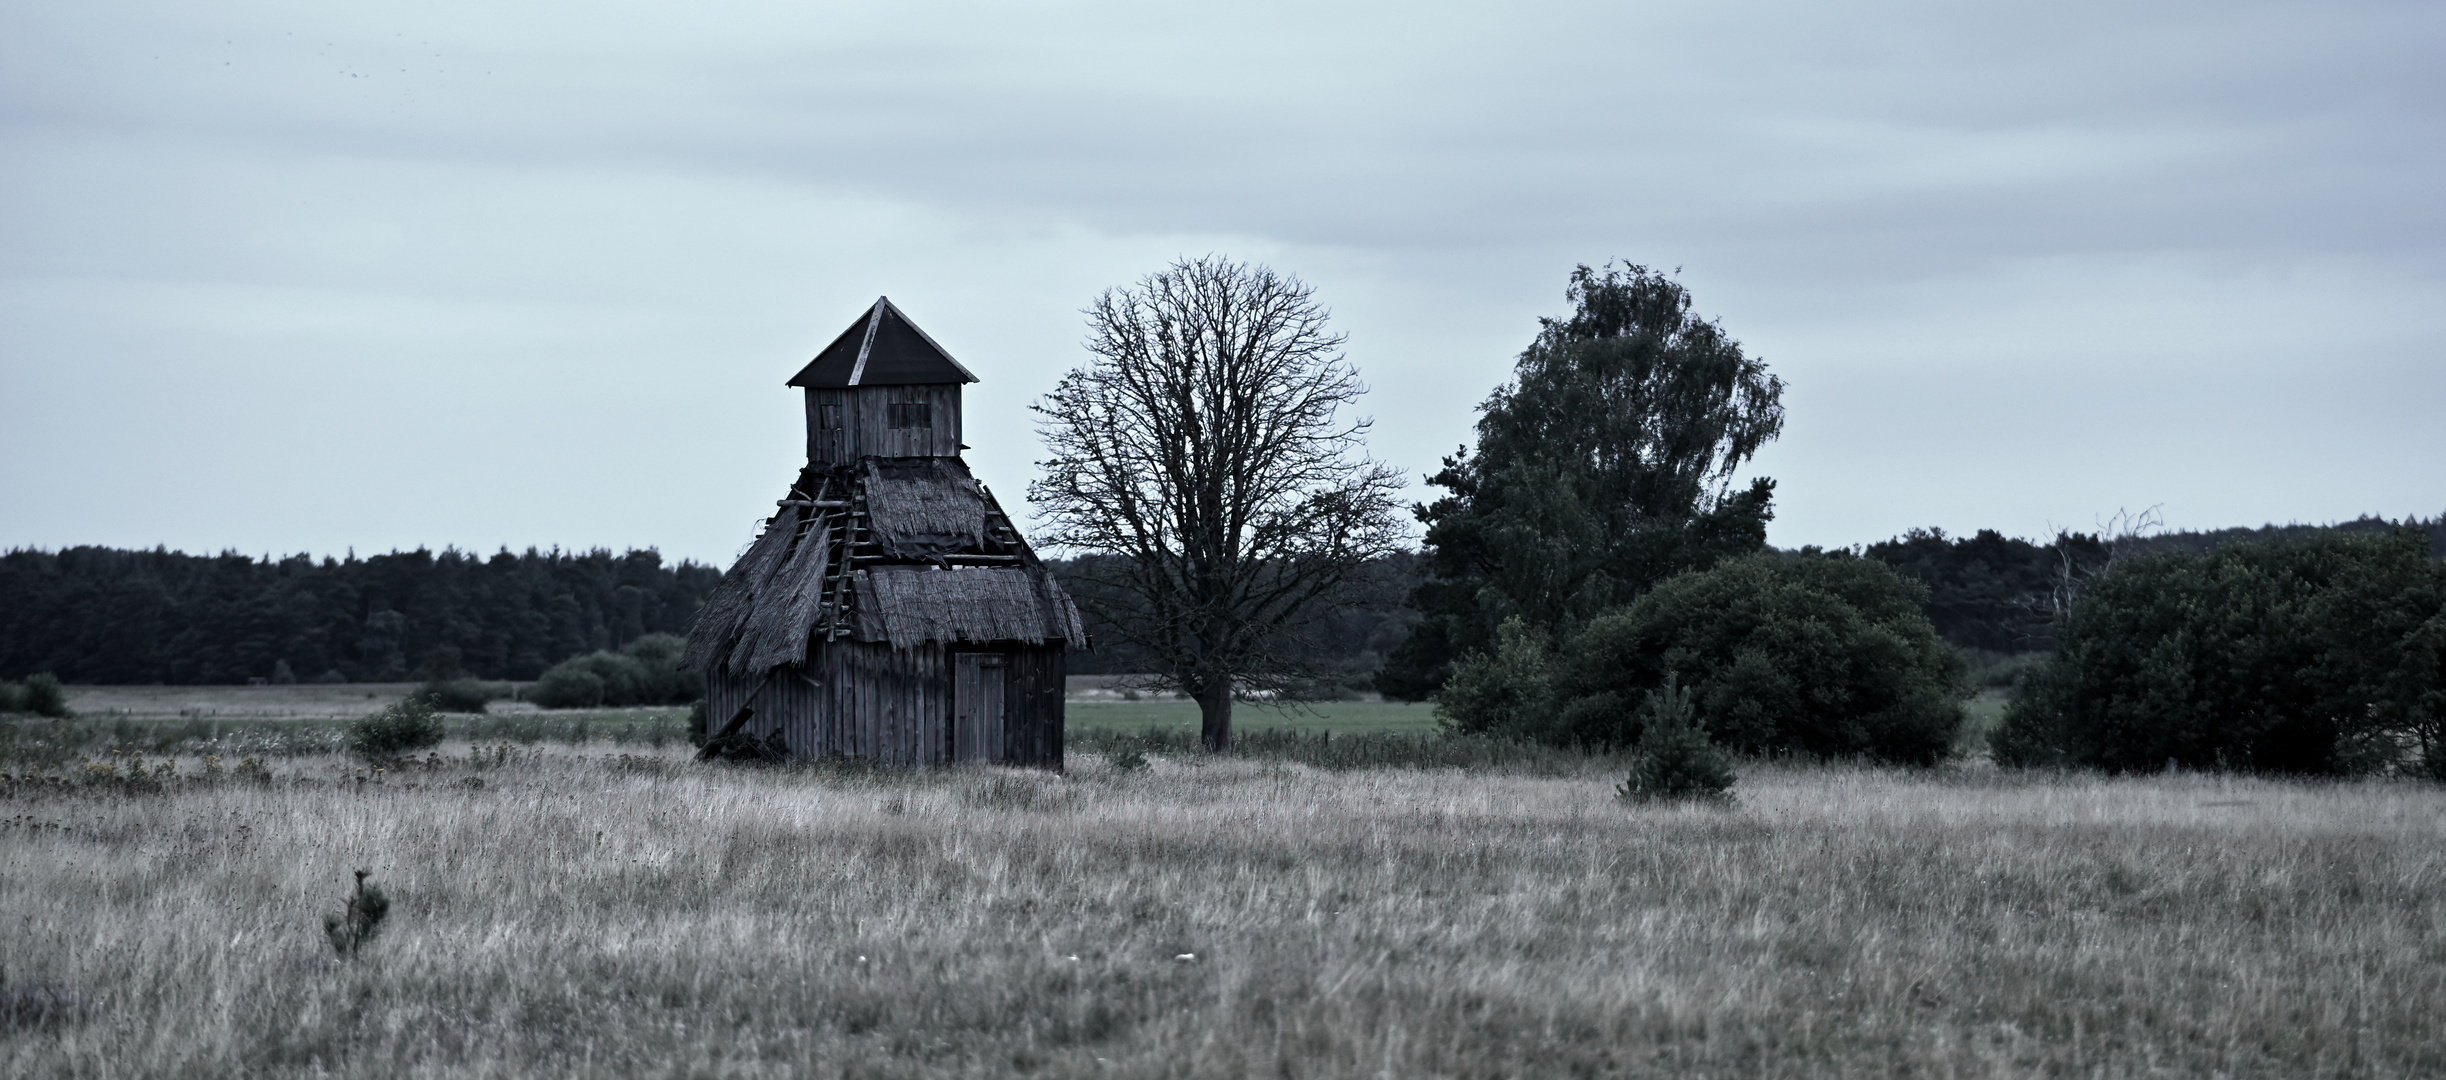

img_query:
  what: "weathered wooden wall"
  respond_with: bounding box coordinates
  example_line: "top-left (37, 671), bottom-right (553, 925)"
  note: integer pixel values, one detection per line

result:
top-left (804, 385), bottom-right (963, 464)
top-left (709, 639), bottom-right (1065, 769)
top-left (1003, 644), bottom-right (1066, 768)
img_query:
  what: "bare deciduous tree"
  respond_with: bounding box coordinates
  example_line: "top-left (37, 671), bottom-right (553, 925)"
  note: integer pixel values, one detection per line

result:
top-left (1031, 256), bottom-right (1406, 751)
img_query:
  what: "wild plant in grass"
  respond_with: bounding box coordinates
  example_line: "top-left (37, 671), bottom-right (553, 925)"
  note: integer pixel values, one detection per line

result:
top-left (322, 870), bottom-right (390, 958)
top-left (347, 698), bottom-right (445, 760)
top-left (1616, 677), bottom-right (1735, 804)
top-left (0, 674), bottom-right (72, 718)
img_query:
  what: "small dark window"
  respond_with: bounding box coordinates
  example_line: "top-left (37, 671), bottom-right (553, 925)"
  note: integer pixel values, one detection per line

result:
top-left (887, 402), bottom-right (932, 429)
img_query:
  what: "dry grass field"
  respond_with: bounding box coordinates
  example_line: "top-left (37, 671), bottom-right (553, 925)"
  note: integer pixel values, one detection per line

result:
top-left (61, 682), bottom-right (437, 721)
top-left (3, 738), bottom-right (2441, 1079)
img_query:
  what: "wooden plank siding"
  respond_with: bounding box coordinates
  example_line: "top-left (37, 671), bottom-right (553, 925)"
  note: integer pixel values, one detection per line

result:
top-left (804, 385), bottom-right (962, 464)
top-left (709, 639), bottom-right (1066, 769)
top-left (1003, 644), bottom-right (1066, 768)
top-left (952, 652), bottom-right (1006, 762)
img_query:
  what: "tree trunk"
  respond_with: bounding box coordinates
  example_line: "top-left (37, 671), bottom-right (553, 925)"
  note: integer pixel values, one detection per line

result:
top-left (1196, 682), bottom-right (1234, 752)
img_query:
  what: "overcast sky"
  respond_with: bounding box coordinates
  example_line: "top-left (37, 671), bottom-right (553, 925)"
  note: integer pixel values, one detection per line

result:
top-left (3, 0), bottom-right (2440, 567)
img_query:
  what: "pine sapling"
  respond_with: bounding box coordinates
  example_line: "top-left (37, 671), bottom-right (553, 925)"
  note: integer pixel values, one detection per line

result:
top-left (1616, 676), bottom-right (1736, 804)
top-left (323, 869), bottom-right (391, 958)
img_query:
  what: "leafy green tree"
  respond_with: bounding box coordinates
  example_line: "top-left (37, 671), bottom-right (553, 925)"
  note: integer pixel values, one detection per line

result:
top-left (1863, 527), bottom-right (2111, 653)
top-left (1996, 529), bottom-right (2446, 775)
top-left (1433, 617), bottom-right (1557, 739)
top-left (1382, 263), bottom-right (1785, 699)
top-left (1560, 554), bottom-right (1964, 765)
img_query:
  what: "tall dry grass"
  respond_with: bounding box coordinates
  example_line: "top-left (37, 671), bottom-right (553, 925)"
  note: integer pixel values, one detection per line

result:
top-left (2, 746), bottom-right (2440, 1077)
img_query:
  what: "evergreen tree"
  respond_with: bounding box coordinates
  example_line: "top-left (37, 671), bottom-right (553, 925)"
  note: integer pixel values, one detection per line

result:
top-left (1616, 677), bottom-right (1736, 803)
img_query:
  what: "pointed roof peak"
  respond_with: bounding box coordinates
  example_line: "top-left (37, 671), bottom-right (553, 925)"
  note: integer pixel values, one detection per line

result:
top-left (788, 296), bottom-right (980, 388)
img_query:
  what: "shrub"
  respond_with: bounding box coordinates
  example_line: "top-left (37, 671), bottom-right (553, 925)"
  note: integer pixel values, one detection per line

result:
top-left (314, 669), bottom-right (348, 684)
top-left (527, 634), bottom-right (704, 709)
top-left (6, 674), bottom-right (73, 719)
top-left (1615, 677), bottom-right (1734, 803)
top-left (1995, 529), bottom-right (2446, 775)
top-left (528, 664), bottom-right (611, 708)
top-left (1561, 554), bottom-right (1965, 765)
top-left (1433, 617), bottom-right (1557, 738)
top-left (348, 698), bottom-right (446, 759)
top-left (271, 659), bottom-right (298, 685)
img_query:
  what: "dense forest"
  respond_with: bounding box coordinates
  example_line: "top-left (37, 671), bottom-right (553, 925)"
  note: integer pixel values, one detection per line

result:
top-left (1860, 515), bottom-right (2446, 655)
top-left (4, 515), bottom-right (2435, 686)
top-left (0, 547), bottom-right (719, 684)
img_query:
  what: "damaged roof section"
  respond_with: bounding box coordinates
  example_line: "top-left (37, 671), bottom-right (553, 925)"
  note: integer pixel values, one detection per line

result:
top-left (682, 455), bottom-right (1078, 676)
top-left (852, 567), bottom-right (1087, 649)
top-left (862, 458), bottom-right (985, 560)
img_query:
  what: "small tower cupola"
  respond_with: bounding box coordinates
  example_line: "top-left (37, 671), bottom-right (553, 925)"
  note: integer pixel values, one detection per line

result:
top-left (789, 296), bottom-right (979, 465)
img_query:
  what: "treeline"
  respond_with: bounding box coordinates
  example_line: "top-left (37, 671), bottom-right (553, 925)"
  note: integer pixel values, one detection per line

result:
top-left (2002, 526), bottom-right (2445, 776)
top-left (0, 546), bottom-right (720, 684)
top-left (6, 520), bottom-right (2435, 694)
top-left (1858, 515), bottom-right (2445, 655)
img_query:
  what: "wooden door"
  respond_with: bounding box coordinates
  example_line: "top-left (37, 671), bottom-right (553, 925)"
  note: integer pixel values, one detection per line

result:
top-left (953, 653), bottom-right (1007, 762)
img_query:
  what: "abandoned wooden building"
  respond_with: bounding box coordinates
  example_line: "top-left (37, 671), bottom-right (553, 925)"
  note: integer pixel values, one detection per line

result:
top-left (682, 297), bottom-right (1085, 767)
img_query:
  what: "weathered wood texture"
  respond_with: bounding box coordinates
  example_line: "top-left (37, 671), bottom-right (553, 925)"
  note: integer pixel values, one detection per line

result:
top-left (706, 640), bottom-right (1065, 769)
top-left (709, 640), bottom-right (944, 767)
top-left (1003, 644), bottom-right (1066, 768)
top-left (805, 385), bottom-right (962, 463)
top-left (953, 652), bottom-right (1005, 762)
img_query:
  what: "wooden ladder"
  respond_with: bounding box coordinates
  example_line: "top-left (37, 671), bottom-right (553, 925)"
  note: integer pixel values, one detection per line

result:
top-left (818, 479), bottom-right (880, 640)
top-left (976, 482), bottom-right (1033, 562)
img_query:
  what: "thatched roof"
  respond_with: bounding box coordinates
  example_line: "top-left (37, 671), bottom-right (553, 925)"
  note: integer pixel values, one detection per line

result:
top-left (685, 456), bottom-right (1080, 675)
top-left (862, 458), bottom-right (985, 559)
top-left (680, 504), bottom-right (809, 672)
top-left (851, 567), bottom-right (1086, 649)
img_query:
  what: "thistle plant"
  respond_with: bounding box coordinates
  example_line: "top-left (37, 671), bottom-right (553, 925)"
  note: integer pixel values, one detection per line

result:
top-left (322, 870), bottom-right (391, 958)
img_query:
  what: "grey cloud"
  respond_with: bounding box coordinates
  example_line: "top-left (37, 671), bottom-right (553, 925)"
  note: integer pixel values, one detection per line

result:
top-left (2, 0), bottom-right (2439, 560)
